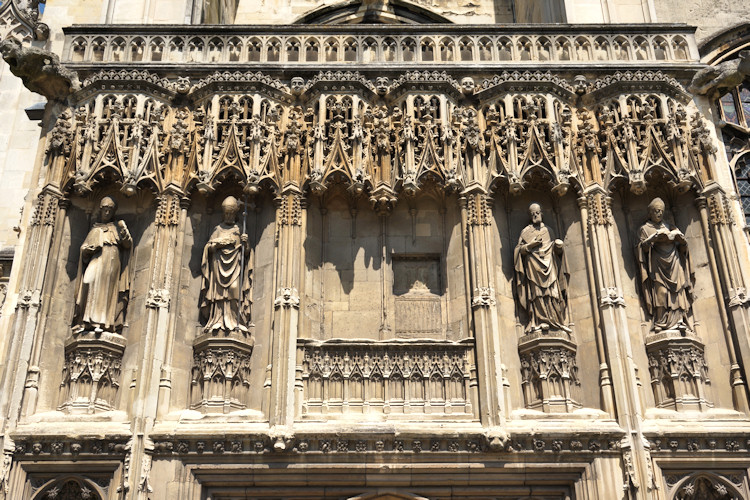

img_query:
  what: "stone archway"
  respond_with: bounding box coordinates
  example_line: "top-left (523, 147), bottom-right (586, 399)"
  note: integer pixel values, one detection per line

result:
top-left (32, 477), bottom-right (103, 500)
top-left (671, 473), bottom-right (745, 500)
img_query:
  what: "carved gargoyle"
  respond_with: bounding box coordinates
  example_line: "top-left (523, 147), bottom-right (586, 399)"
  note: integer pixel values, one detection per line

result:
top-left (0, 38), bottom-right (79, 101)
top-left (689, 50), bottom-right (750, 96)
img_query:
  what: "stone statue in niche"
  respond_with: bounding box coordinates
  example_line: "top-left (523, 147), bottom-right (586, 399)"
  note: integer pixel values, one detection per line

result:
top-left (73, 196), bottom-right (132, 333)
top-left (636, 197), bottom-right (694, 333)
top-left (200, 195), bottom-right (252, 333)
top-left (514, 202), bottom-right (570, 333)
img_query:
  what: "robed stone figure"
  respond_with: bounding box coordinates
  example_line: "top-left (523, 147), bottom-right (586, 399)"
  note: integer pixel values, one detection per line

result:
top-left (636, 197), bottom-right (694, 332)
top-left (74, 196), bottom-right (132, 333)
top-left (514, 203), bottom-right (570, 333)
top-left (200, 196), bottom-right (252, 333)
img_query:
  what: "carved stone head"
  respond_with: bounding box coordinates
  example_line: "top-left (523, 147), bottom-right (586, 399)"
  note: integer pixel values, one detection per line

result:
top-left (648, 197), bottom-right (665, 224)
top-left (221, 196), bottom-right (240, 223)
top-left (99, 196), bottom-right (117, 222)
top-left (460, 77), bottom-right (475, 95)
top-left (0, 38), bottom-right (22, 61)
top-left (290, 77), bottom-right (305, 95)
top-left (528, 202), bottom-right (542, 225)
top-left (175, 77), bottom-right (190, 94)
top-left (375, 77), bottom-right (390, 95)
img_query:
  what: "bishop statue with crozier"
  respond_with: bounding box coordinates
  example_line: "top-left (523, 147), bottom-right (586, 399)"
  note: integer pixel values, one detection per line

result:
top-left (200, 195), bottom-right (252, 333)
top-left (514, 202), bottom-right (571, 334)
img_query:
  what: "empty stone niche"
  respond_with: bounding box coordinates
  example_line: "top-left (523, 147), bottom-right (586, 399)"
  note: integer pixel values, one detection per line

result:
top-left (392, 255), bottom-right (443, 339)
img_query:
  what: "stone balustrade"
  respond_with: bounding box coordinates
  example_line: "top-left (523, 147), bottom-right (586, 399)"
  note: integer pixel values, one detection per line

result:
top-left (62, 24), bottom-right (699, 67)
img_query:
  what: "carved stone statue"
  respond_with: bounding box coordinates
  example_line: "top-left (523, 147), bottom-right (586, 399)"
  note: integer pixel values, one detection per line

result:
top-left (636, 197), bottom-right (694, 332)
top-left (514, 203), bottom-right (570, 333)
top-left (74, 196), bottom-right (132, 333)
top-left (202, 0), bottom-right (240, 24)
top-left (200, 196), bottom-right (251, 333)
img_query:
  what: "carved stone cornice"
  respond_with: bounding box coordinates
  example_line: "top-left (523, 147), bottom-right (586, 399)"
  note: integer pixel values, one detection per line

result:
top-left (150, 431), bottom-right (623, 457)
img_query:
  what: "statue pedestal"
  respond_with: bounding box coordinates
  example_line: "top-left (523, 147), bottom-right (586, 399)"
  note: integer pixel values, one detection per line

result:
top-left (518, 330), bottom-right (581, 413)
top-left (58, 329), bottom-right (126, 414)
top-left (190, 328), bottom-right (255, 413)
top-left (645, 329), bottom-right (712, 411)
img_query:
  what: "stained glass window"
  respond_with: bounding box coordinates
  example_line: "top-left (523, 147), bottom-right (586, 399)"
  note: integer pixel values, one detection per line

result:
top-left (718, 82), bottom-right (750, 127)
top-left (741, 86), bottom-right (750, 128)
top-left (721, 92), bottom-right (739, 124)
top-left (736, 155), bottom-right (750, 226)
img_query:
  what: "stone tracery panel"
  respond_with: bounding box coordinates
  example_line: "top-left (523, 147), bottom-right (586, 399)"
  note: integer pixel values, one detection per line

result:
top-left (298, 339), bottom-right (476, 417)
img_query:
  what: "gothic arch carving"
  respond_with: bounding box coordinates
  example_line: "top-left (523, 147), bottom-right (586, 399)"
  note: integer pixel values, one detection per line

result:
top-left (293, 0), bottom-right (452, 25)
top-left (670, 472), bottom-right (745, 500)
top-left (32, 476), bottom-right (104, 500)
top-left (0, 0), bottom-right (48, 41)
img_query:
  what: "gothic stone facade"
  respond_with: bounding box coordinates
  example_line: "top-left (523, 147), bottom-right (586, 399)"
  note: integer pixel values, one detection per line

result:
top-left (1, 1), bottom-right (750, 499)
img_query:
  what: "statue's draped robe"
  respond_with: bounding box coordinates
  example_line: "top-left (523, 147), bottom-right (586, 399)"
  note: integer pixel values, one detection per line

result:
top-left (74, 222), bottom-right (131, 331)
top-left (637, 220), bottom-right (693, 331)
top-left (202, 0), bottom-right (239, 23)
top-left (200, 222), bottom-right (251, 332)
top-left (514, 224), bottom-right (569, 331)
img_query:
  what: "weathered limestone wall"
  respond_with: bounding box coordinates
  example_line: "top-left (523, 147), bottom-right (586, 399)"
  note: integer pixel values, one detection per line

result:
top-left (43, 0), bottom-right (658, 25)
top-left (654, 0), bottom-right (750, 44)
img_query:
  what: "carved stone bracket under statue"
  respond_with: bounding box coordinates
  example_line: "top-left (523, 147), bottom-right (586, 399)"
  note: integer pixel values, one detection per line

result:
top-left (518, 330), bottom-right (581, 413)
top-left (645, 330), bottom-right (712, 411)
top-left (190, 330), bottom-right (255, 413)
top-left (58, 330), bottom-right (126, 414)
